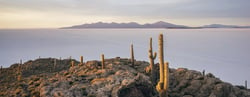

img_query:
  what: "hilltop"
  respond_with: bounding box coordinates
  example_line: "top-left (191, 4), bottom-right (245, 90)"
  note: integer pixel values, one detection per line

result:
top-left (0, 57), bottom-right (250, 97)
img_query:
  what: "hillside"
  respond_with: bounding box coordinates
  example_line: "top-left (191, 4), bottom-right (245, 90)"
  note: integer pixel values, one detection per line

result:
top-left (0, 57), bottom-right (250, 97)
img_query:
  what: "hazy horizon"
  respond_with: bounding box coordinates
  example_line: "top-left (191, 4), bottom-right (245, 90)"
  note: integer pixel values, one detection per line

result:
top-left (1, 0), bottom-right (250, 29)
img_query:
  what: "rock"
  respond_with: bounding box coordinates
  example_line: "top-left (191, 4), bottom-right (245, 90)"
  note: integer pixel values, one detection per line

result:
top-left (183, 95), bottom-right (193, 97)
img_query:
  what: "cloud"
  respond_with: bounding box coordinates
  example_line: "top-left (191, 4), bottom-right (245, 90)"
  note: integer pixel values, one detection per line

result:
top-left (1, 0), bottom-right (249, 18)
top-left (0, 0), bottom-right (250, 28)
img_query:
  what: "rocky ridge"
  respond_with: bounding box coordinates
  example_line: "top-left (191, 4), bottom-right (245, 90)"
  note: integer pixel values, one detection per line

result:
top-left (0, 57), bottom-right (250, 97)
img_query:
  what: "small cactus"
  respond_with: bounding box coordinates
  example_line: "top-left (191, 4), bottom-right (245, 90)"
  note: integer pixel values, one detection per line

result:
top-left (202, 70), bottom-right (205, 77)
top-left (130, 44), bottom-right (135, 67)
top-left (156, 33), bottom-right (169, 97)
top-left (20, 59), bottom-right (22, 65)
top-left (101, 54), bottom-right (105, 69)
top-left (148, 37), bottom-right (157, 85)
top-left (80, 56), bottom-right (83, 64)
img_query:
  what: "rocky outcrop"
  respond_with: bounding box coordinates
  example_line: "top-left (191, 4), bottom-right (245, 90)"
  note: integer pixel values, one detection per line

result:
top-left (0, 57), bottom-right (250, 97)
top-left (168, 68), bottom-right (250, 97)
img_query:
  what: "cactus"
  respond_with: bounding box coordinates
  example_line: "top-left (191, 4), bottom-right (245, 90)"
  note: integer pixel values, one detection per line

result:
top-left (130, 44), bottom-right (135, 67)
top-left (20, 59), bottom-right (22, 65)
top-left (156, 33), bottom-right (169, 97)
top-left (80, 56), bottom-right (83, 65)
top-left (158, 33), bottom-right (164, 83)
top-left (163, 62), bottom-right (169, 90)
top-left (202, 70), bottom-right (205, 77)
top-left (148, 37), bottom-right (157, 85)
top-left (101, 54), bottom-right (105, 69)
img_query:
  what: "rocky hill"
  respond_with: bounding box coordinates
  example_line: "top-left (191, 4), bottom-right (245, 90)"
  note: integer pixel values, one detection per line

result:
top-left (0, 57), bottom-right (250, 97)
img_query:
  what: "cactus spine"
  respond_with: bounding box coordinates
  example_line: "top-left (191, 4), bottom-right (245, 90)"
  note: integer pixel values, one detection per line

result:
top-left (130, 44), bottom-right (135, 67)
top-left (101, 54), bottom-right (105, 69)
top-left (148, 37), bottom-right (157, 85)
top-left (156, 33), bottom-right (169, 97)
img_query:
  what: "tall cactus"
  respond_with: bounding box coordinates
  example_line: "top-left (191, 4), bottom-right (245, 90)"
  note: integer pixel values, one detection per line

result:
top-left (130, 44), bottom-right (135, 67)
top-left (54, 59), bottom-right (57, 69)
top-left (158, 33), bottom-right (164, 83)
top-left (148, 37), bottom-right (157, 85)
top-left (101, 54), bottom-right (105, 69)
top-left (156, 33), bottom-right (169, 97)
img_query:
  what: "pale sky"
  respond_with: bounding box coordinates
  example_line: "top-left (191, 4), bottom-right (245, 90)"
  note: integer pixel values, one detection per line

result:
top-left (0, 0), bottom-right (250, 28)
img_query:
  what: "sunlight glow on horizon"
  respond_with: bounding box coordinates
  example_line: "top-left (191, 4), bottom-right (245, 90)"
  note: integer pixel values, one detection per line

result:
top-left (0, 0), bottom-right (250, 29)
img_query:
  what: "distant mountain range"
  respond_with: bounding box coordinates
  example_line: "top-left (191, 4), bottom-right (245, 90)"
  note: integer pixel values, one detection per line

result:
top-left (201, 24), bottom-right (250, 28)
top-left (61, 21), bottom-right (250, 29)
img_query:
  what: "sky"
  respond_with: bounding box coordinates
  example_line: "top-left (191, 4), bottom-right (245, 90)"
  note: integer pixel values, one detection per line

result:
top-left (0, 0), bottom-right (250, 28)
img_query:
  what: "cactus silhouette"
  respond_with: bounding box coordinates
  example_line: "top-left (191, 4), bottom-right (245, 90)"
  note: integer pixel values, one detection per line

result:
top-left (20, 59), bottom-right (22, 65)
top-left (101, 54), bottom-right (105, 69)
top-left (54, 59), bottom-right (57, 69)
top-left (156, 33), bottom-right (169, 97)
top-left (130, 44), bottom-right (135, 67)
top-left (202, 70), bottom-right (205, 77)
top-left (148, 37), bottom-right (157, 85)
